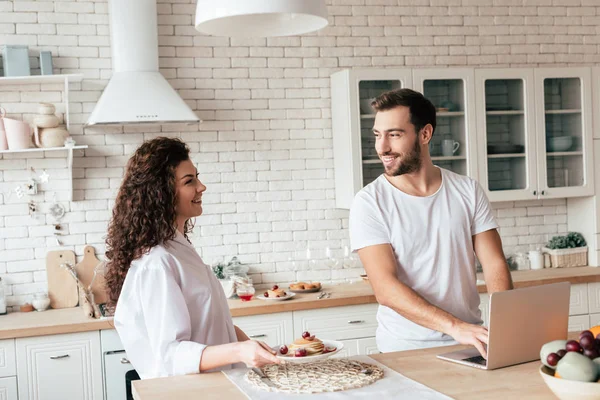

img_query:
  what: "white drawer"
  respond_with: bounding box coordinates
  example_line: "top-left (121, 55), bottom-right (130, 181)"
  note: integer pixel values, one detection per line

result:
top-left (568, 315), bottom-right (590, 332)
top-left (233, 312), bottom-right (294, 348)
top-left (570, 284), bottom-right (589, 316)
top-left (0, 339), bottom-right (16, 378)
top-left (293, 304), bottom-right (378, 341)
top-left (0, 376), bottom-right (18, 400)
top-left (588, 282), bottom-right (600, 314)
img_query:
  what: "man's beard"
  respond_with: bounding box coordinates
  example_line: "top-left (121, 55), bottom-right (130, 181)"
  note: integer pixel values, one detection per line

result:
top-left (381, 137), bottom-right (422, 177)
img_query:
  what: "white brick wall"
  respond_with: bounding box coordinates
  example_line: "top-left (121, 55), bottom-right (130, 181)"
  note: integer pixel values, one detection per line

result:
top-left (0, 0), bottom-right (595, 308)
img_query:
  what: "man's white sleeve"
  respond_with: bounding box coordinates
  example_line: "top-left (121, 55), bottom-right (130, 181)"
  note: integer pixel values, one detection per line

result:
top-left (349, 191), bottom-right (390, 252)
top-left (471, 180), bottom-right (499, 236)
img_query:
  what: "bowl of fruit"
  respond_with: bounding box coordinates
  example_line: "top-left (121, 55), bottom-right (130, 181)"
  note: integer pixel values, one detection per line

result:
top-left (274, 331), bottom-right (343, 364)
top-left (539, 327), bottom-right (600, 400)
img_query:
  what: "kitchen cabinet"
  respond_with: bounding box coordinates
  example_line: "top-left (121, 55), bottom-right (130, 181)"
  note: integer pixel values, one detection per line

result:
top-left (0, 339), bottom-right (16, 400)
top-left (412, 68), bottom-right (479, 179)
top-left (292, 303), bottom-right (378, 341)
top-left (0, 74), bottom-right (86, 201)
top-left (0, 377), bottom-right (18, 400)
top-left (475, 68), bottom-right (594, 202)
top-left (331, 67), bottom-right (596, 208)
top-left (331, 68), bottom-right (412, 209)
top-left (16, 331), bottom-right (103, 400)
top-left (232, 312), bottom-right (294, 348)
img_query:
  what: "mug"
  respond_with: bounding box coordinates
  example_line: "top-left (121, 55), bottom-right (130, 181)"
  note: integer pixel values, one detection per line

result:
top-left (0, 107), bottom-right (7, 151)
top-left (3, 117), bottom-right (32, 150)
top-left (528, 250), bottom-right (544, 270)
top-left (442, 139), bottom-right (460, 156)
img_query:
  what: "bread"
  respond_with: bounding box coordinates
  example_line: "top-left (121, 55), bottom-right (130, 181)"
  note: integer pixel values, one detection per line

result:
top-left (267, 288), bottom-right (287, 298)
top-left (290, 281), bottom-right (321, 290)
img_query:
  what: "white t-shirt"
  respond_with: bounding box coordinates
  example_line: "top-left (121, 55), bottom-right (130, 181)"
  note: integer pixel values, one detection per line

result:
top-left (349, 168), bottom-right (498, 352)
top-left (114, 231), bottom-right (238, 379)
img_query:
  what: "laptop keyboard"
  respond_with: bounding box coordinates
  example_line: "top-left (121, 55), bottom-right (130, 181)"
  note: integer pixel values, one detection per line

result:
top-left (463, 355), bottom-right (487, 366)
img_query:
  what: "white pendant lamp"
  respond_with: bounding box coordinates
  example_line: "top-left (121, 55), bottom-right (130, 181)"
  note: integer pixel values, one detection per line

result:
top-left (195, 0), bottom-right (329, 37)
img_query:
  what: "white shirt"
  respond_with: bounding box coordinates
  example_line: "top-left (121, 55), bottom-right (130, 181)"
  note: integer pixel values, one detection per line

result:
top-left (349, 168), bottom-right (498, 352)
top-left (114, 231), bottom-right (238, 379)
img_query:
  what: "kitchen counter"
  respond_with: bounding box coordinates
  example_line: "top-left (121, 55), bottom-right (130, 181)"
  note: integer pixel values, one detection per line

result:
top-left (1, 266), bottom-right (598, 339)
top-left (131, 343), bottom-right (556, 400)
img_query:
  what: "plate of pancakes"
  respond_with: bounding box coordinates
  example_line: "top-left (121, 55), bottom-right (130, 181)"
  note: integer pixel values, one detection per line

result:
top-left (288, 281), bottom-right (322, 293)
top-left (256, 285), bottom-right (296, 301)
top-left (274, 332), bottom-right (343, 363)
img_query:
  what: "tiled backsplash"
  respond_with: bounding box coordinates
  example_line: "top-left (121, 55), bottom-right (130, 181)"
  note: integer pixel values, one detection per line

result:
top-left (0, 0), bottom-right (594, 308)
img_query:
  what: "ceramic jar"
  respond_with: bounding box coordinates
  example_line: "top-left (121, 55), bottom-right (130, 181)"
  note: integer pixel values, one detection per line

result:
top-left (32, 293), bottom-right (51, 311)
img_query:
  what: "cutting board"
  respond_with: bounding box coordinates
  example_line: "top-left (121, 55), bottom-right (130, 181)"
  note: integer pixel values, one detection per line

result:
top-left (75, 245), bottom-right (108, 305)
top-left (46, 250), bottom-right (79, 309)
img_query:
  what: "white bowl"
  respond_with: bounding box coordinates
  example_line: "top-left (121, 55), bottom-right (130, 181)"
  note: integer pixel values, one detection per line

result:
top-left (360, 98), bottom-right (375, 114)
top-left (540, 365), bottom-right (600, 400)
top-left (547, 136), bottom-right (573, 152)
top-left (273, 339), bottom-right (344, 364)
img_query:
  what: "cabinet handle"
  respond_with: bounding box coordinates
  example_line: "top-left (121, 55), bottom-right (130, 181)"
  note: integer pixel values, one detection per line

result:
top-left (541, 190), bottom-right (545, 195)
top-left (120, 358), bottom-right (131, 364)
top-left (533, 190), bottom-right (537, 195)
top-left (50, 354), bottom-right (70, 360)
top-left (249, 334), bottom-right (267, 338)
top-left (347, 320), bottom-right (365, 324)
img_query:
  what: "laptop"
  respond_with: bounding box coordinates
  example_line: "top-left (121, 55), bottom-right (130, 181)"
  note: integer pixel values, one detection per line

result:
top-left (437, 281), bottom-right (570, 370)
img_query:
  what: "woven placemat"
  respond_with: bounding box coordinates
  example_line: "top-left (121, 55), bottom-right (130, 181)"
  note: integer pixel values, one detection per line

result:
top-left (245, 359), bottom-right (384, 394)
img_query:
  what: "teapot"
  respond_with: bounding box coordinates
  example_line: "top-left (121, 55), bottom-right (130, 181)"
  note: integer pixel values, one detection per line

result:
top-left (34, 125), bottom-right (70, 148)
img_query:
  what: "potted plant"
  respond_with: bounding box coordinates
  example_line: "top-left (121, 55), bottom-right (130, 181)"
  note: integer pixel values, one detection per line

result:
top-left (543, 232), bottom-right (588, 268)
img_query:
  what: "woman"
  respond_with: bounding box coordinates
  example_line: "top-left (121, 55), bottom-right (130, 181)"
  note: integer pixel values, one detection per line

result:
top-left (105, 137), bottom-right (279, 379)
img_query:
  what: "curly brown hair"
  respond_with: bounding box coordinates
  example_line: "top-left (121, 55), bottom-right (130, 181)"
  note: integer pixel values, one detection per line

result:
top-left (105, 137), bottom-right (192, 305)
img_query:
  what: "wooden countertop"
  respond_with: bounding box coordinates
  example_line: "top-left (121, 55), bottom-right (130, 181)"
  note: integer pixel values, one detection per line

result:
top-left (131, 343), bottom-right (556, 400)
top-left (1, 266), bottom-right (598, 339)
top-left (0, 307), bottom-right (115, 340)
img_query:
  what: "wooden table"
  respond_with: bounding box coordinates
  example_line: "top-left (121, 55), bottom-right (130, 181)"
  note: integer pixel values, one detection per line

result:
top-left (132, 344), bottom-right (556, 399)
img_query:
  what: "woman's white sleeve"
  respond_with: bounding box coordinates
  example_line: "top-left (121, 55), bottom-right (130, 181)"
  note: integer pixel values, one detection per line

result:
top-left (138, 262), bottom-right (207, 376)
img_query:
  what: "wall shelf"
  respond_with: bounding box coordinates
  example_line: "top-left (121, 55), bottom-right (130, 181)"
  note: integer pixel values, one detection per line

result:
top-left (0, 145), bottom-right (87, 201)
top-left (0, 74), bottom-right (85, 201)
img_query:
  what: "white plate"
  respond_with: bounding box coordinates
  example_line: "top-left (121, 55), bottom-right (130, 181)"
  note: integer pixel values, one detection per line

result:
top-left (256, 292), bottom-right (296, 301)
top-left (273, 339), bottom-right (344, 363)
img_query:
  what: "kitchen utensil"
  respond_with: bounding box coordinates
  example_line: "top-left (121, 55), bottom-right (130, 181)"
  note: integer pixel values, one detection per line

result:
top-left (256, 292), bottom-right (295, 301)
top-left (33, 114), bottom-right (59, 129)
top-left (487, 144), bottom-right (525, 154)
top-left (3, 117), bottom-right (32, 150)
top-left (32, 293), bottom-right (51, 311)
top-left (528, 250), bottom-right (544, 270)
top-left (546, 136), bottom-right (573, 152)
top-left (442, 139), bottom-right (460, 156)
top-left (273, 339), bottom-right (344, 363)
top-left (360, 98), bottom-right (374, 114)
top-left (0, 107), bottom-right (7, 151)
top-left (2, 45), bottom-right (30, 76)
top-left (40, 50), bottom-right (53, 75)
top-left (540, 365), bottom-right (600, 400)
top-left (288, 286), bottom-right (321, 293)
top-left (34, 125), bottom-right (70, 148)
top-left (37, 103), bottom-right (56, 115)
top-left (46, 250), bottom-right (78, 309)
top-left (251, 367), bottom-right (277, 388)
top-left (75, 245), bottom-right (108, 305)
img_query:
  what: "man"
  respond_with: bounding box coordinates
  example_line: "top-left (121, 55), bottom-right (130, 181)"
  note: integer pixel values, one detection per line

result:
top-left (349, 88), bottom-right (513, 359)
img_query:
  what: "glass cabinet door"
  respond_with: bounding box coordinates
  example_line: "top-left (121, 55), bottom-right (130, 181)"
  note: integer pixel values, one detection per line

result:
top-left (359, 77), bottom-right (407, 187)
top-left (413, 68), bottom-right (478, 179)
top-left (475, 69), bottom-right (538, 202)
top-left (535, 68), bottom-right (594, 198)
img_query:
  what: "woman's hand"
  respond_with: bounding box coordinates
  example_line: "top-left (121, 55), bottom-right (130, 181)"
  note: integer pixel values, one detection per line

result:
top-left (237, 340), bottom-right (281, 368)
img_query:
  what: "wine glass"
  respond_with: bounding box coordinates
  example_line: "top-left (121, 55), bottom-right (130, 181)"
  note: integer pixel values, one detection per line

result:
top-left (324, 246), bottom-right (340, 269)
top-left (342, 245), bottom-right (357, 269)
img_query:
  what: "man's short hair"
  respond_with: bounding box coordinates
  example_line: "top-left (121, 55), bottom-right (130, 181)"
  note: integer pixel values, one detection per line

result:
top-left (371, 88), bottom-right (436, 135)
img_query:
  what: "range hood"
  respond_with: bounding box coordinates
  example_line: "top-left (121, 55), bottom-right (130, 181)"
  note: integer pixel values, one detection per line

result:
top-left (86, 0), bottom-right (199, 126)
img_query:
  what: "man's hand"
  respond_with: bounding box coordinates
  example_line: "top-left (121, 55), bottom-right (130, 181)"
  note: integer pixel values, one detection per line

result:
top-left (447, 320), bottom-right (489, 359)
